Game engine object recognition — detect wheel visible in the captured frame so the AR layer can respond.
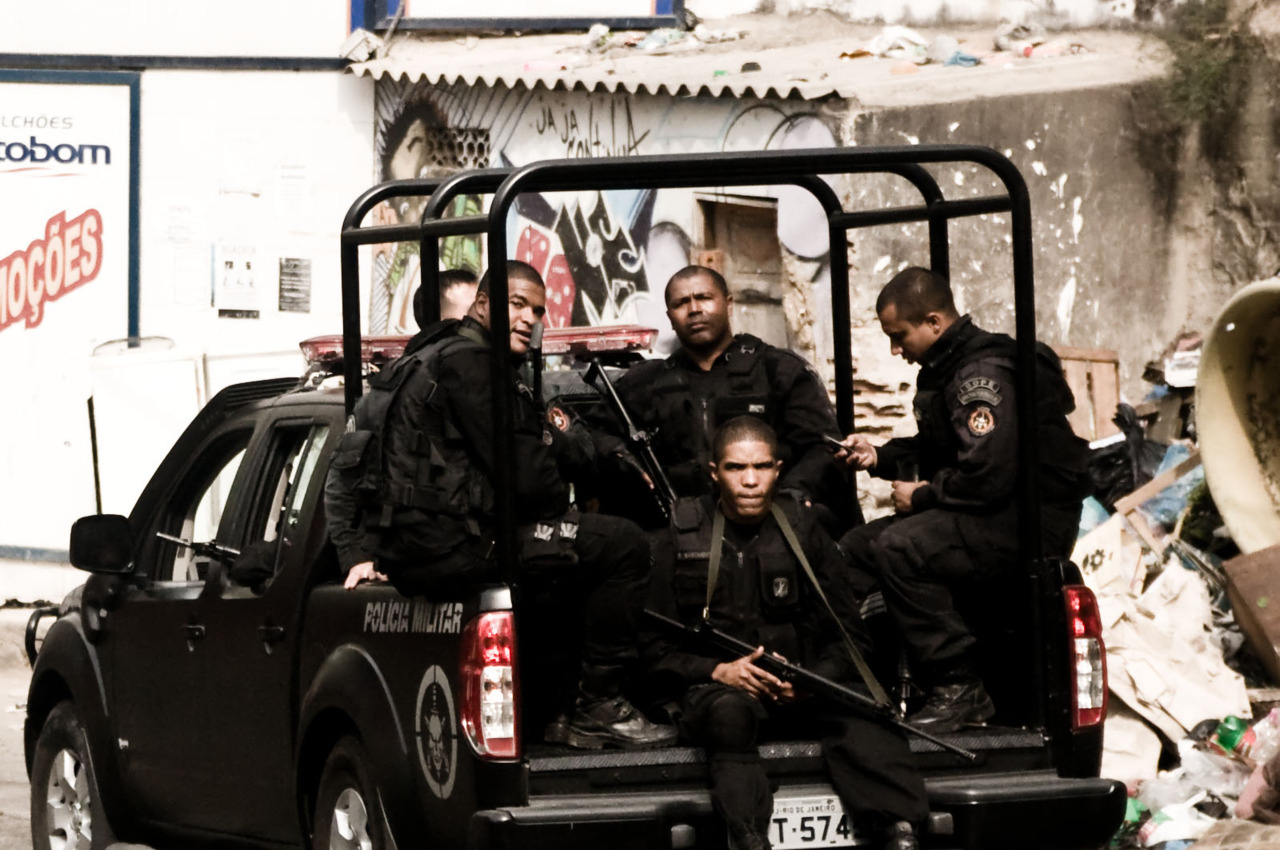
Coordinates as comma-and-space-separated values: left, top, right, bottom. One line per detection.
313, 736, 386, 850
29, 701, 116, 850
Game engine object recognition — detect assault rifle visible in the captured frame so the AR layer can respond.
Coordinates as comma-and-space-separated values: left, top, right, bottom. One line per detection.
585, 359, 677, 521
644, 608, 977, 761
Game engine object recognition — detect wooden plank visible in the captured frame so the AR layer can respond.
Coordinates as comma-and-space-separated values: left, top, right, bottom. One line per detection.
1112, 448, 1202, 515
1090, 361, 1121, 439
1055, 346, 1120, 364
1060, 359, 1094, 439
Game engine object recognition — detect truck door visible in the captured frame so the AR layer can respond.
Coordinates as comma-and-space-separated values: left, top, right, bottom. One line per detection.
189, 416, 337, 841
106, 422, 255, 827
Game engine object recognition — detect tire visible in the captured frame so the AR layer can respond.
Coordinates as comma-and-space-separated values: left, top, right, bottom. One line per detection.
29, 701, 117, 850
313, 736, 387, 850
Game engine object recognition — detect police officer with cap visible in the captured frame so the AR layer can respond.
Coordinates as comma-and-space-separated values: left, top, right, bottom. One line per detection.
834, 267, 1090, 733
645, 416, 927, 850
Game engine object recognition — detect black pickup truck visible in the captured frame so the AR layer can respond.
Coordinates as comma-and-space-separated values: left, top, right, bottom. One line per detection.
25, 146, 1125, 850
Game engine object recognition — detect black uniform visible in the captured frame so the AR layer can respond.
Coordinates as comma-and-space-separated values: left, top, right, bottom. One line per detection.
590, 334, 849, 519
344, 317, 650, 674
839, 315, 1090, 676
646, 497, 927, 848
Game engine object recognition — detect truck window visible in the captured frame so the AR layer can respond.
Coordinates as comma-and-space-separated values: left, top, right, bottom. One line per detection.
160, 429, 253, 583
225, 422, 331, 594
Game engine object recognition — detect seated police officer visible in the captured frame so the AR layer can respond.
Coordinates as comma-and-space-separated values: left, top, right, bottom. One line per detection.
645, 416, 927, 850
589, 265, 851, 528
834, 267, 1090, 733
326, 260, 674, 750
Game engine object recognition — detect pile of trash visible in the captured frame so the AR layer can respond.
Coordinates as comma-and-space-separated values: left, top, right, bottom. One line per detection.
1072, 279, 1280, 847
837, 20, 1089, 73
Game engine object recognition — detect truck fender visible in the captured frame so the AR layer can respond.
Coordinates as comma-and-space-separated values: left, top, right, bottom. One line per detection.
296, 643, 423, 843
25, 614, 130, 831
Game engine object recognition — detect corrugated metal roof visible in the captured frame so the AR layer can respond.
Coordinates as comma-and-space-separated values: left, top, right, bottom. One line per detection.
349, 28, 860, 100
347, 21, 1170, 106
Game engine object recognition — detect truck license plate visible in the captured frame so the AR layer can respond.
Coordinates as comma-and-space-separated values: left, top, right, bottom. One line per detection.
769, 795, 856, 849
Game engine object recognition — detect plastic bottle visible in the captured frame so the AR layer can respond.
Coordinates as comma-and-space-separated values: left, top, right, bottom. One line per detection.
1212, 715, 1257, 758
1251, 709, 1280, 764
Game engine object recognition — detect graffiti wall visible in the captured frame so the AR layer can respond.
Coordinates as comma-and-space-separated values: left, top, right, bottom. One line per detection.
370, 80, 842, 354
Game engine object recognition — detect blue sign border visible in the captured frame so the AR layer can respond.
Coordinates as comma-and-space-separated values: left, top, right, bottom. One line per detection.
0, 69, 141, 342
354, 0, 684, 32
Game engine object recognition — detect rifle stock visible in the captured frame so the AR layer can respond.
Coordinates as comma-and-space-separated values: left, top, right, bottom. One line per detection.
644, 608, 976, 761
585, 360, 677, 519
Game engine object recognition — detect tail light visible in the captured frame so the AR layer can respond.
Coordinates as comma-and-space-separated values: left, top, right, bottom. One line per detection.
1065, 585, 1107, 730
460, 611, 520, 759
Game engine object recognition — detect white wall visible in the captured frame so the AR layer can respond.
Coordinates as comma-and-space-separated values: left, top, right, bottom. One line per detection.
1, 0, 353, 58
138, 70, 374, 354
0, 70, 374, 564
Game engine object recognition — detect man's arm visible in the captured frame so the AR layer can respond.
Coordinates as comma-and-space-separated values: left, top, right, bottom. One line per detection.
770, 350, 844, 500
323, 448, 374, 571
911, 361, 1018, 511
440, 347, 567, 516
642, 531, 725, 685
801, 519, 875, 684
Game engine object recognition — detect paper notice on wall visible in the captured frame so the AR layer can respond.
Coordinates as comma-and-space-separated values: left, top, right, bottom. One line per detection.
214, 243, 260, 319
278, 257, 311, 313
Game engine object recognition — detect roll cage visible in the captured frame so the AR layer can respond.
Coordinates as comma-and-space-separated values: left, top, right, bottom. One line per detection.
337, 145, 1045, 700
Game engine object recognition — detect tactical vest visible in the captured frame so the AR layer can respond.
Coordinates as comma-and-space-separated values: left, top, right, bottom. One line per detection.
640, 335, 776, 496
330, 322, 493, 561
669, 496, 806, 659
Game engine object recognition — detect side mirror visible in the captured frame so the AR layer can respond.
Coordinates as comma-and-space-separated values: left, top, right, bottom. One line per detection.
69, 514, 135, 575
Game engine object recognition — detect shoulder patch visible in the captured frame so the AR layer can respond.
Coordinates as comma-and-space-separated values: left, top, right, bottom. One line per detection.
968, 406, 996, 436
958, 376, 1002, 406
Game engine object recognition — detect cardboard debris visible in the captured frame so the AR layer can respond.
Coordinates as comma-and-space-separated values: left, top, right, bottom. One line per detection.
1074, 517, 1251, 744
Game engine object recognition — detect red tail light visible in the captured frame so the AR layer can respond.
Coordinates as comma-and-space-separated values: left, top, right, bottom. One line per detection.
1065, 585, 1107, 730
460, 612, 520, 759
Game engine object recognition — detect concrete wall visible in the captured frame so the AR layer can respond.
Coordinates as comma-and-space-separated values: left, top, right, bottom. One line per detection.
840, 83, 1178, 430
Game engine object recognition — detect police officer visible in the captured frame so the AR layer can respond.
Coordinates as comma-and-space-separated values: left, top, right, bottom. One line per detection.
590, 265, 850, 526
835, 267, 1090, 733
328, 260, 674, 750
646, 416, 927, 850
327, 267, 480, 590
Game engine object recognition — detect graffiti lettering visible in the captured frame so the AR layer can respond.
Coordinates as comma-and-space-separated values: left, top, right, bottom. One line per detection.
553, 193, 645, 325
535, 100, 649, 159
0, 209, 103, 333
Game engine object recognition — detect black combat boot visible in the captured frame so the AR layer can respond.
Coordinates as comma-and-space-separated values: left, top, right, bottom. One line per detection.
564, 664, 677, 749
908, 667, 994, 734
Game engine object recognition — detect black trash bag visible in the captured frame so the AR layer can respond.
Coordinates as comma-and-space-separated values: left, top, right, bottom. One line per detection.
1088, 403, 1166, 511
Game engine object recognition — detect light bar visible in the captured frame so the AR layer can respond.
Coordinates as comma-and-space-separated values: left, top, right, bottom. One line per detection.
298, 334, 410, 369
541, 324, 657, 355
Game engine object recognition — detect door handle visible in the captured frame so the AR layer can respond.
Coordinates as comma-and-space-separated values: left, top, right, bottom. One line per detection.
184, 623, 205, 651
259, 624, 286, 646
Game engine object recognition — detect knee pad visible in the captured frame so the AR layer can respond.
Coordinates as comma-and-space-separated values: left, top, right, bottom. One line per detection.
705, 691, 760, 753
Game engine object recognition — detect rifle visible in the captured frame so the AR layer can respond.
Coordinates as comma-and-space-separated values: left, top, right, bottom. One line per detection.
644, 608, 977, 762
584, 359, 677, 520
